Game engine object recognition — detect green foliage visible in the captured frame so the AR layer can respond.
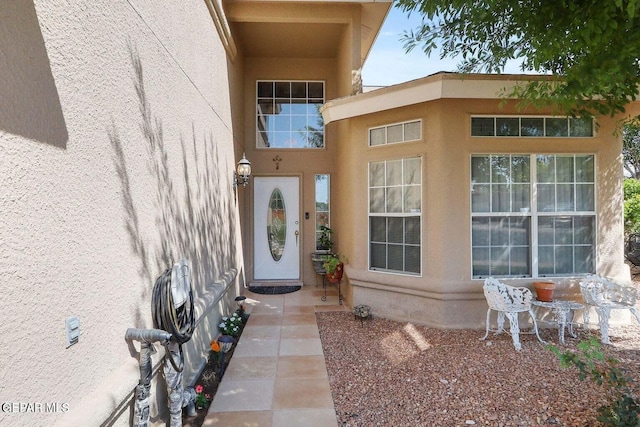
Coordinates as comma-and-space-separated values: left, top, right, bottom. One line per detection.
194, 384, 209, 408
323, 254, 341, 274
625, 178, 640, 199
396, 0, 640, 118
624, 123, 640, 178
549, 338, 640, 426
625, 179, 640, 233
318, 225, 333, 251
218, 312, 243, 337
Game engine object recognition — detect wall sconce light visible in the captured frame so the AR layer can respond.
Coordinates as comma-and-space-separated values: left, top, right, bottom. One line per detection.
234, 153, 251, 187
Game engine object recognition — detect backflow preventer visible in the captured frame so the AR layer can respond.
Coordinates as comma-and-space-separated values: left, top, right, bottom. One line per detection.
125, 259, 196, 427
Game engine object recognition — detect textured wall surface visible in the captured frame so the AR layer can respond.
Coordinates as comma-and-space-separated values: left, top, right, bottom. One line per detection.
0, 1, 242, 425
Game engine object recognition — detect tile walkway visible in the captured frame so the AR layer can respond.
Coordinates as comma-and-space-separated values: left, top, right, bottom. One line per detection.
203, 283, 349, 426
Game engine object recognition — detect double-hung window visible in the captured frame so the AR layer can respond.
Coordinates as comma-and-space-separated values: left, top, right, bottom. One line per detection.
471, 154, 595, 278
369, 158, 421, 274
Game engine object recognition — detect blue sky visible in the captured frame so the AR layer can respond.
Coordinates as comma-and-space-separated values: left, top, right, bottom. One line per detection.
362, 6, 525, 87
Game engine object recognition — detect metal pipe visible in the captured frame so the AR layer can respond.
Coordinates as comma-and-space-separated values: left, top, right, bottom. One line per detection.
125, 328, 173, 427
164, 341, 196, 426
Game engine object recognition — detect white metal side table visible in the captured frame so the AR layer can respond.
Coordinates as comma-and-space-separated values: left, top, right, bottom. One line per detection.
531, 300, 585, 345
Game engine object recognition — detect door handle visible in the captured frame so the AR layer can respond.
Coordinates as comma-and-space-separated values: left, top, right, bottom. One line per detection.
295, 230, 299, 246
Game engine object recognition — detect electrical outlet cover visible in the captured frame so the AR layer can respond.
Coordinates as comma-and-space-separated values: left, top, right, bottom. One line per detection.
65, 316, 80, 348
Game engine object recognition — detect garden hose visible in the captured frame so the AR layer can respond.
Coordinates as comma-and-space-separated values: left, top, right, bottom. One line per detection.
151, 265, 195, 372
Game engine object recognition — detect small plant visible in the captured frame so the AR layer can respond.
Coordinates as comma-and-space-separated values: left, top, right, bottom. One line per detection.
323, 254, 341, 274
549, 337, 640, 426
318, 225, 333, 251
194, 384, 210, 409
218, 312, 243, 337
209, 339, 221, 370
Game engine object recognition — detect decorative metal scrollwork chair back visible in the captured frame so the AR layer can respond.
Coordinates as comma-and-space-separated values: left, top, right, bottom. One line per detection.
481, 277, 545, 351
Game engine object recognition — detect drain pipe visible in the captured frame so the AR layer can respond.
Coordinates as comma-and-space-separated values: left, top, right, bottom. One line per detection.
124, 328, 173, 427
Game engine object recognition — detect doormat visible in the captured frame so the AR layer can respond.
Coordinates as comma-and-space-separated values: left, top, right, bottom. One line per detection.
248, 285, 301, 295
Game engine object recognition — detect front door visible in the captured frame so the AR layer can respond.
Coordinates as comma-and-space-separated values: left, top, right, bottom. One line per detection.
254, 177, 300, 280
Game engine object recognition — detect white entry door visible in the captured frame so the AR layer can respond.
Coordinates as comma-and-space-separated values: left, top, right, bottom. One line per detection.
254, 177, 300, 280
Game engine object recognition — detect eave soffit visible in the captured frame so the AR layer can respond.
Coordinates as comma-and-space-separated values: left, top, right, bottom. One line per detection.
223, 0, 390, 61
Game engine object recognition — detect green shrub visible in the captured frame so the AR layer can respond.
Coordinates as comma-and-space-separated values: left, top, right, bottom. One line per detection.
625, 179, 640, 199
624, 179, 640, 234
549, 338, 640, 426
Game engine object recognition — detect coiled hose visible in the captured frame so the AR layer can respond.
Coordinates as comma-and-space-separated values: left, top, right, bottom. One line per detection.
151, 267, 195, 372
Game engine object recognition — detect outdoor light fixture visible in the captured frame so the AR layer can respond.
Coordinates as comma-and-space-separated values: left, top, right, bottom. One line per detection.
234, 153, 251, 187
235, 295, 247, 322
235, 295, 246, 310
217, 334, 235, 376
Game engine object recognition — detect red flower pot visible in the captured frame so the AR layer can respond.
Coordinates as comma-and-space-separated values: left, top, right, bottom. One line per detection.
534, 281, 556, 302
326, 262, 344, 283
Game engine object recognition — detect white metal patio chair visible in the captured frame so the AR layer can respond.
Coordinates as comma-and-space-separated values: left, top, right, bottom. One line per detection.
579, 274, 640, 344
481, 277, 546, 350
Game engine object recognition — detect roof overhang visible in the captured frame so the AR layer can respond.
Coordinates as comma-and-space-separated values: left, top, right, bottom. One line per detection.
321, 72, 553, 124
224, 0, 390, 62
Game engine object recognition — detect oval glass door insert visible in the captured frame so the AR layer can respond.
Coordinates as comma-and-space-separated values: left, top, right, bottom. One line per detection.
267, 188, 286, 261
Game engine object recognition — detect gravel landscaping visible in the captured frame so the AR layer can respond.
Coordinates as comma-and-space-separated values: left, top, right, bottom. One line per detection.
317, 310, 640, 426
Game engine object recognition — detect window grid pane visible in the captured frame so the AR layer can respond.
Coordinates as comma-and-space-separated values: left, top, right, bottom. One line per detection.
496, 118, 519, 136
471, 117, 494, 136
368, 120, 422, 146
471, 155, 532, 214
537, 216, 595, 276
471, 116, 593, 137
471, 154, 595, 279
472, 216, 531, 278
256, 81, 324, 148
369, 158, 422, 275
369, 217, 421, 274
315, 174, 330, 251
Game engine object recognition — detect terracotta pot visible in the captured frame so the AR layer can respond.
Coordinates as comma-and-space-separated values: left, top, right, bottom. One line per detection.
326, 262, 344, 283
534, 281, 556, 302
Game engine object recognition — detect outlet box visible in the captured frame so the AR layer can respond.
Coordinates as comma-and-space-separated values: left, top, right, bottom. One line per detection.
65, 316, 80, 348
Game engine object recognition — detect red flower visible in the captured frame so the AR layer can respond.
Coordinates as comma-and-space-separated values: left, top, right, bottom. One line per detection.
195, 384, 203, 394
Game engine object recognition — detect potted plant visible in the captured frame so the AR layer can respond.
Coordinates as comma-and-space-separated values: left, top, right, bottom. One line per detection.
324, 254, 344, 283
534, 281, 556, 302
317, 225, 333, 251
311, 225, 334, 274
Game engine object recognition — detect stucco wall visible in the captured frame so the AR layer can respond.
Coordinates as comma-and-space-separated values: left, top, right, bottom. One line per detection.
0, 1, 243, 426
334, 97, 627, 328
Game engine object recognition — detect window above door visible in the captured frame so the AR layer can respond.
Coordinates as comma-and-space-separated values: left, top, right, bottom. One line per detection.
256, 80, 325, 149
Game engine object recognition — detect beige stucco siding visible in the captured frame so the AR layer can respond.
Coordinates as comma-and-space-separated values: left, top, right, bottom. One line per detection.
1, 1, 243, 426
333, 96, 626, 328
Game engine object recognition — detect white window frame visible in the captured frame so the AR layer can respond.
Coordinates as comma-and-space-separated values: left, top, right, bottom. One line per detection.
470, 116, 595, 138
369, 119, 422, 147
470, 154, 596, 279
315, 174, 330, 251
256, 80, 325, 149
368, 157, 422, 276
